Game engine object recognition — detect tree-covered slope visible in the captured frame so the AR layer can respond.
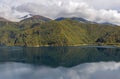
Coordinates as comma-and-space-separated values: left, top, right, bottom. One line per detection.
0, 16, 120, 47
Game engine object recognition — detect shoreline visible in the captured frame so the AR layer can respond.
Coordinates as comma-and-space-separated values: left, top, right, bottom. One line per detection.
1, 43, 120, 48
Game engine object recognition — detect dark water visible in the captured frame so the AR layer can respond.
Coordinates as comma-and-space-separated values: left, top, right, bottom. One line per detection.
0, 46, 120, 79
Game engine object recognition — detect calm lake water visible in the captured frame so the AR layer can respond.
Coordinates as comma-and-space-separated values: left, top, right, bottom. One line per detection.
0, 46, 120, 79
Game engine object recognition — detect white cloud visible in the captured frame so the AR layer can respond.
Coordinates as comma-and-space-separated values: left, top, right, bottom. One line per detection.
0, 0, 120, 25
83, 0, 120, 10
1, 62, 120, 79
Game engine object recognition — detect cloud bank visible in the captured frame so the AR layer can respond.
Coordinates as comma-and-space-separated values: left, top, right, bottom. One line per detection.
0, 0, 120, 25
1, 62, 120, 79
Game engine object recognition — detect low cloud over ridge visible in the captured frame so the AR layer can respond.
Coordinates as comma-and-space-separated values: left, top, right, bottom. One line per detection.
0, 0, 120, 25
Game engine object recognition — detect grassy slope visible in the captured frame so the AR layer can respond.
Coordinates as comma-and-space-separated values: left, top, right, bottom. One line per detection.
0, 19, 120, 46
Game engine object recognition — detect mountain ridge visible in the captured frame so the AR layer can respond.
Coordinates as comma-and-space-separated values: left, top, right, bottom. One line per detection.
55, 17, 91, 23
0, 15, 120, 47
20, 15, 52, 23
0, 15, 117, 26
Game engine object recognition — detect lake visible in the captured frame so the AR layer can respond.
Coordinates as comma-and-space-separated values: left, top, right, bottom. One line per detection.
0, 46, 120, 79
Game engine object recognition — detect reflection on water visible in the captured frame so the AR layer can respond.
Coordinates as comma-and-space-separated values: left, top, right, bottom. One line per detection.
0, 46, 120, 79
0, 62, 120, 79
0, 46, 120, 67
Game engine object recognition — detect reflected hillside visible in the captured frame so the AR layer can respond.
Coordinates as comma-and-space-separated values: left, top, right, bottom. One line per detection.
0, 46, 120, 67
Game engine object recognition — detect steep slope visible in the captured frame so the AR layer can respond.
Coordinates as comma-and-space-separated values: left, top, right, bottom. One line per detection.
58, 20, 91, 45
0, 16, 120, 47
14, 19, 120, 47
14, 21, 68, 46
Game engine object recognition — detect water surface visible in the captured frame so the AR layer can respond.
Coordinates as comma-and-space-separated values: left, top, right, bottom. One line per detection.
0, 46, 120, 79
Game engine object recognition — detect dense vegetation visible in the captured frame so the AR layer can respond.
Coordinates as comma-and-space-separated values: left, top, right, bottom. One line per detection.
0, 15, 120, 47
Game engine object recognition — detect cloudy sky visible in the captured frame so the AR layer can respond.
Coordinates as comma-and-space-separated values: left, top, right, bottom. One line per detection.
0, 0, 120, 25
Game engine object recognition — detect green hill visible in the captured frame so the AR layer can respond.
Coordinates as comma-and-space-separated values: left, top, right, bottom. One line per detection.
0, 16, 120, 47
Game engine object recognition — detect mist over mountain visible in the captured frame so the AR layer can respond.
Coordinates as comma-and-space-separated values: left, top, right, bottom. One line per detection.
20, 15, 52, 23
0, 17, 10, 22
56, 17, 87, 21
0, 0, 120, 25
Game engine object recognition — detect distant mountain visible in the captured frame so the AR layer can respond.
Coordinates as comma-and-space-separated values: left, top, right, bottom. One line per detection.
55, 17, 92, 23
101, 22, 117, 26
55, 17, 66, 21
0, 17, 16, 27
0, 17, 10, 22
70, 17, 90, 23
